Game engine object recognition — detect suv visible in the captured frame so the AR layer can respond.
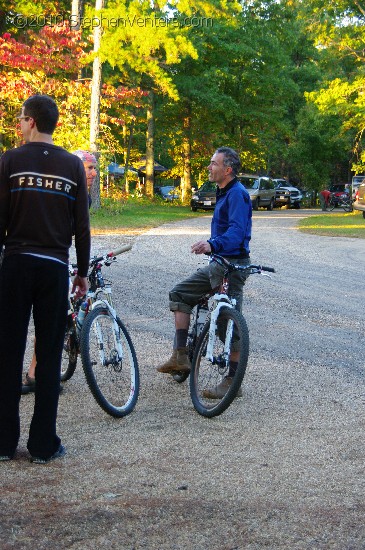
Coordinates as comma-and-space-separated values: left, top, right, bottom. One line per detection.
190, 181, 216, 211
353, 181, 365, 218
273, 179, 303, 209
237, 174, 276, 210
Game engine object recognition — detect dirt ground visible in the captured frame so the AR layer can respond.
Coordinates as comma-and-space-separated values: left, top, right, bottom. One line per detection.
1, 210, 364, 550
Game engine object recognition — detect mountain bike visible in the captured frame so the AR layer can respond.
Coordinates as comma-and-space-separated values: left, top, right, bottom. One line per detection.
61, 245, 139, 418
327, 193, 353, 212
173, 254, 275, 418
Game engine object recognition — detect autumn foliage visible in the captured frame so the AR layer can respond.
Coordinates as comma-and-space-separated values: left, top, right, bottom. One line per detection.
0, 23, 148, 159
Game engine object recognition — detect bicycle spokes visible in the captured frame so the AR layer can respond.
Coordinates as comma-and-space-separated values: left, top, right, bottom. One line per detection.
80, 307, 139, 417
190, 307, 249, 417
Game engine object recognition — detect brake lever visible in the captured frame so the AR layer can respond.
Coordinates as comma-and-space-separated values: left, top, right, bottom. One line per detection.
259, 272, 272, 279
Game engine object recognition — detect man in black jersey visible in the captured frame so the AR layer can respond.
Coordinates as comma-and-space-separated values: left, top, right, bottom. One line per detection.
0, 95, 91, 464
21, 149, 97, 394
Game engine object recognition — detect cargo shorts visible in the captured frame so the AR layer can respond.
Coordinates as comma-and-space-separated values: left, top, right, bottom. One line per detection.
169, 256, 251, 315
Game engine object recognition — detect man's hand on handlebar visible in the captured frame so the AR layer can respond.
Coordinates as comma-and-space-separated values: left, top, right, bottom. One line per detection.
191, 240, 212, 255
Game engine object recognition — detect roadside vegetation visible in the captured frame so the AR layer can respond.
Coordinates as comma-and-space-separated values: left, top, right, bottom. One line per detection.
298, 210, 365, 239
90, 196, 201, 235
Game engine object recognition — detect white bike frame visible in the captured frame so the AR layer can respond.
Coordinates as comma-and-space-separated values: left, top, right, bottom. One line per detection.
204, 293, 236, 363
88, 296, 124, 366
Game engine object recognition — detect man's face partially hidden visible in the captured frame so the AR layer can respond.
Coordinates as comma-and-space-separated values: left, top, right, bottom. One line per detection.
83, 162, 97, 192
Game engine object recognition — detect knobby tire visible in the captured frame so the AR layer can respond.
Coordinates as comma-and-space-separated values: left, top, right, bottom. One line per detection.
190, 307, 249, 418
80, 306, 139, 417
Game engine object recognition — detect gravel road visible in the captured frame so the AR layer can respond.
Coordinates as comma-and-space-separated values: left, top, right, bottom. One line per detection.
1, 209, 364, 549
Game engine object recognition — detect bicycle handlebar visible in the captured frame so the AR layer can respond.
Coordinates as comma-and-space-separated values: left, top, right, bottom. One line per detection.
91, 244, 132, 265
69, 244, 132, 273
107, 244, 132, 257
210, 253, 275, 274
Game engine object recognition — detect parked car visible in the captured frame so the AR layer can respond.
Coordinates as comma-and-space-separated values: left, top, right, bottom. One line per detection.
352, 175, 365, 200
154, 185, 179, 201
273, 179, 303, 209
190, 181, 217, 211
237, 174, 276, 210
353, 181, 365, 218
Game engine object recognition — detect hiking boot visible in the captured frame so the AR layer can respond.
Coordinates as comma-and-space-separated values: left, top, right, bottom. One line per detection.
202, 376, 243, 399
156, 348, 191, 374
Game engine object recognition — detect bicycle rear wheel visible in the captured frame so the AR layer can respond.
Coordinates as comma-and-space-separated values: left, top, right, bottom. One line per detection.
60, 316, 78, 382
327, 200, 335, 211
80, 306, 139, 417
190, 307, 249, 418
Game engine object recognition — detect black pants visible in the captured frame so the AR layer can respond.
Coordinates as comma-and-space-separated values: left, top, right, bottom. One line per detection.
0, 254, 68, 459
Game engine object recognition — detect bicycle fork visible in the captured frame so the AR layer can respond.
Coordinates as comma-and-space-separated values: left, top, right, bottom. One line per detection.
205, 297, 235, 365
91, 301, 124, 367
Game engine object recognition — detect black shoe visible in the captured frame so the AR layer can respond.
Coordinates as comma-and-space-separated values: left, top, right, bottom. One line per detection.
0, 454, 14, 462
22, 377, 64, 396
21, 373, 36, 395
30, 444, 66, 464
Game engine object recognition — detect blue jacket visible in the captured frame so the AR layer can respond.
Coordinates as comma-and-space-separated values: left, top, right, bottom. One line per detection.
208, 178, 252, 257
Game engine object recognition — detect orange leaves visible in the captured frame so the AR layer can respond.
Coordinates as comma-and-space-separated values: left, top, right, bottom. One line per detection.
101, 83, 149, 110
108, 116, 125, 125
0, 34, 39, 69
0, 20, 148, 152
0, 24, 86, 75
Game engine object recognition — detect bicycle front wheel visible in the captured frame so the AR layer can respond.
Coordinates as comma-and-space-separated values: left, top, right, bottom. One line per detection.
60, 317, 78, 382
80, 306, 139, 417
190, 307, 249, 418
343, 201, 353, 212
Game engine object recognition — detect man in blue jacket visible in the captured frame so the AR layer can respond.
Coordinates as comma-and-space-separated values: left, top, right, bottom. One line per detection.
157, 147, 252, 398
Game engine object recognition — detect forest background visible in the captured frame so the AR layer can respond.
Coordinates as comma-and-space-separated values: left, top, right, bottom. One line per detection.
0, 0, 364, 208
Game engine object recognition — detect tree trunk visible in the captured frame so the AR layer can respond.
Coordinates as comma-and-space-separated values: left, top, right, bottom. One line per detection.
181, 106, 192, 203
123, 118, 135, 195
145, 91, 155, 197
71, 0, 84, 29
89, 0, 104, 209
71, 1, 85, 88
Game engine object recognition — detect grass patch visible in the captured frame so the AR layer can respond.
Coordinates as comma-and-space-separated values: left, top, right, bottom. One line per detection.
298, 210, 365, 238
90, 195, 205, 235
